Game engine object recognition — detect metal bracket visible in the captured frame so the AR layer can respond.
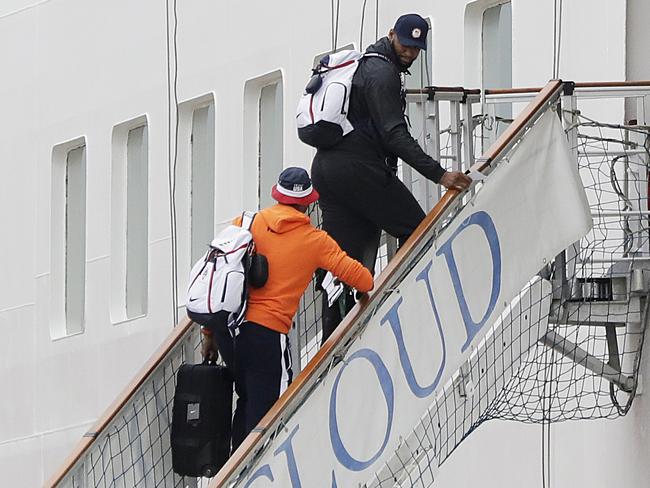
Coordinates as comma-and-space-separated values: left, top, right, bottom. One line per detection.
540, 330, 634, 392
563, 80, 576, 96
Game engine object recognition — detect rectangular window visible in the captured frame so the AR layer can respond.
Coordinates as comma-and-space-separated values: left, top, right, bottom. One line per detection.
110, 117, 149, 323
125, 125, 148, 318
50, 139, 87, 338
483, 2, 512, 126
243, 72, 283, 209
482, 2, 512, 90
258, 80, 283, 208
190, 104, 216, 263
64, 146, 86, 334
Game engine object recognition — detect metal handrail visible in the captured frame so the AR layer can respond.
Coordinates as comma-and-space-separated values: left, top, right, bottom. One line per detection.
209, 79, 563, 488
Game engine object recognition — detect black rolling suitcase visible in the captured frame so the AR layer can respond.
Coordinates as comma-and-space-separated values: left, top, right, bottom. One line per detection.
171, 362, 233, 478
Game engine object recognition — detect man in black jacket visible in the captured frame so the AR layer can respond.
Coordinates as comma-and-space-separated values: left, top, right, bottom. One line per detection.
311, 13, 471, 342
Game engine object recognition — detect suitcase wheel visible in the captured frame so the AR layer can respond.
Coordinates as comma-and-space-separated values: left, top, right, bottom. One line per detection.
202, 464, 218, 478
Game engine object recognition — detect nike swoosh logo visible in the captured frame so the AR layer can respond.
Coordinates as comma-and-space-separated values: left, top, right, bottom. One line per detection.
189, 298, 200, 302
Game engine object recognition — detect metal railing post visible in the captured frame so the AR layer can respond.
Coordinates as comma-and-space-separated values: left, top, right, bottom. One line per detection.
426, 97, 442, 210
461, 94, 476, 171
449, 100, 462, 173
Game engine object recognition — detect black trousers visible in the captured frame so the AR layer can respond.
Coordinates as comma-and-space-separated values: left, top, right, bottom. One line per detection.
189, 313, 293, 452
312, 152, 426, 342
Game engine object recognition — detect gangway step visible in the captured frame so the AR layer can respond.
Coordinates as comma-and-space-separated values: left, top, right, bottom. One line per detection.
550, 297, 643, 326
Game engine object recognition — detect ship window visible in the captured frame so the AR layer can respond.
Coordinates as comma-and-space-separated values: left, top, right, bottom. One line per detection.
482, 2, 512, 125
190, 103, 216, 263
50, 139, 87, 338
110, 117, 149, 323
258, 79, 283, 208
243, 71, 283, 209
125, 125, 148, 318
482, 2, 512, 90
64, 145, 87, 334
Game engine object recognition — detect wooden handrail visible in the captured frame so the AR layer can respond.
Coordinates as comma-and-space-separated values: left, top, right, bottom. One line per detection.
575, 80, 650, 88
485, 80, 650, 96
405, 86, 481, 101
46, 317, 196, 487
209, 80, 565, 488
485, 86, 542, 95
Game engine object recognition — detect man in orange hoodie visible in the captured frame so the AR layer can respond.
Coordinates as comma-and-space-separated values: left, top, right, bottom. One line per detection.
200, 167, 373, 452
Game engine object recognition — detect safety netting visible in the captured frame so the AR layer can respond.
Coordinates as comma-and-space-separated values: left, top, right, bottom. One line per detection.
488, 109, 649, 424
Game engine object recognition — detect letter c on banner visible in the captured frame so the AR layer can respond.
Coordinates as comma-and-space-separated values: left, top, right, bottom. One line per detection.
273, 425, 302, 488
329, 348, 394, 471
437, 211, 501, 352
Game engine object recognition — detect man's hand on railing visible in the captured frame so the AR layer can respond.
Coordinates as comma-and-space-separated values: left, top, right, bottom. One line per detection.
439, 171, 472, 192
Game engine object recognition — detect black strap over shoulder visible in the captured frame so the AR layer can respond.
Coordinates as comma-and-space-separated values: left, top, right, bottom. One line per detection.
361, 52, 391, 64
241, 211, 256, 230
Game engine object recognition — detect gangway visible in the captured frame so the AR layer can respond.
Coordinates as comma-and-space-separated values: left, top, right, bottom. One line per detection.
48, 80, 649, 487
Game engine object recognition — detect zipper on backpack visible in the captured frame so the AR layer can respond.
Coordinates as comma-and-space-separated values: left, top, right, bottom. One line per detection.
221, 271, 244, 302
320, 82, 348, 114
207, 263, 216, 313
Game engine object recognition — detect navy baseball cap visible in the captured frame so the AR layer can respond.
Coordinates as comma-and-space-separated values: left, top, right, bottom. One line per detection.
394, 14, 429, 50
271, 167, 319, 205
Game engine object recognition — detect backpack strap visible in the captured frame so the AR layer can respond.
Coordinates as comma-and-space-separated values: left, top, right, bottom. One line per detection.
361, 52, 400, 76
241, 211, 257, 230
227, 210, 257, 337
362, 51, 406, 117
361, 52, 392, 64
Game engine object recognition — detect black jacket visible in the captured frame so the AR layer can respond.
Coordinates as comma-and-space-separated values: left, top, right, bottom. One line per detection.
320, 37, 446, 183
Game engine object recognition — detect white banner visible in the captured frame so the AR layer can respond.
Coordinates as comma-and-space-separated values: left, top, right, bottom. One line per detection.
236, 110, 592, 487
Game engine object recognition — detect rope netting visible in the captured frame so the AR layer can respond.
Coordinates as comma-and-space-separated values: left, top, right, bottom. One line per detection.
489, 109, 650, 423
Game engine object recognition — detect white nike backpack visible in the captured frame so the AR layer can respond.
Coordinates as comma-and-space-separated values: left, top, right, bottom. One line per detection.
186, 212, 256, 326
296, 49, 387, 148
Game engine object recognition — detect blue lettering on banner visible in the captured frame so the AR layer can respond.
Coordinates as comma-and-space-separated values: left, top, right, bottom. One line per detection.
437, 210, 501, 351
329, 348, 394, 471
331, 471, 339, 487
243, 463, 274, 487
380, 263, 446, 397
273, 425, 302, 487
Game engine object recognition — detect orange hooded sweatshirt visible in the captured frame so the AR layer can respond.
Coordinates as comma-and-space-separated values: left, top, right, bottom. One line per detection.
235, 204, 373, 334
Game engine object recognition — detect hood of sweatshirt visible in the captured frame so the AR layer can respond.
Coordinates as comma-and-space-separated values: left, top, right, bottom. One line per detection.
259, 204, 310, 234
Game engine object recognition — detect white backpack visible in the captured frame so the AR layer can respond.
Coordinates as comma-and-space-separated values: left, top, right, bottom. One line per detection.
186, 212, 256, 326
296, 49, 388, 148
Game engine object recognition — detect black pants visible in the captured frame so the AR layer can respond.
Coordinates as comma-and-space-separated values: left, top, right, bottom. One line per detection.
189, 313, 293, 452
312, 152, 426, 342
